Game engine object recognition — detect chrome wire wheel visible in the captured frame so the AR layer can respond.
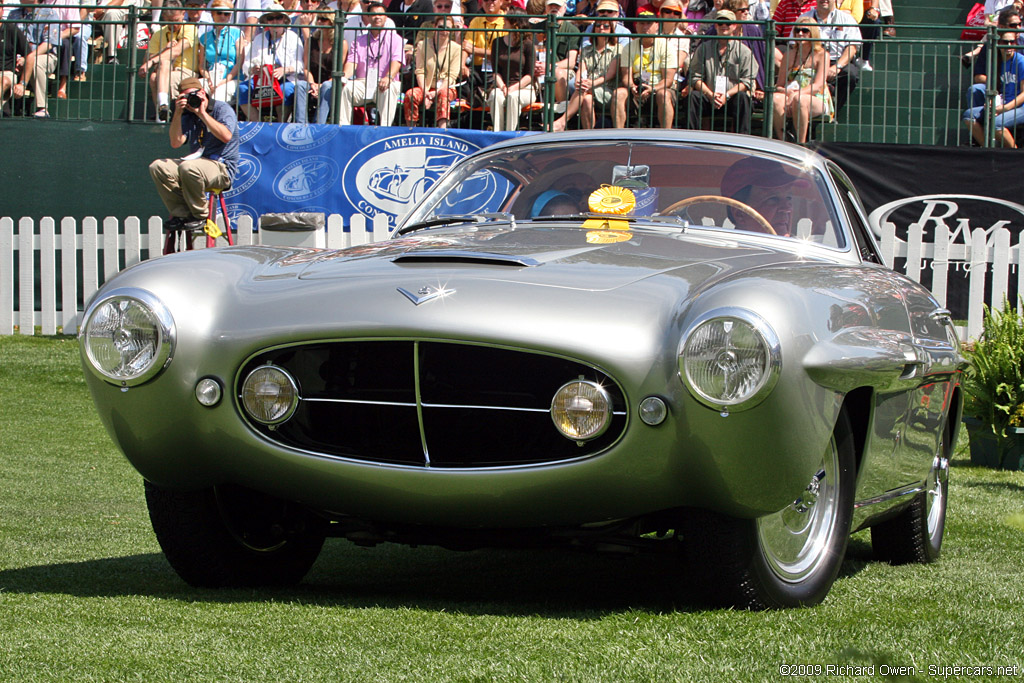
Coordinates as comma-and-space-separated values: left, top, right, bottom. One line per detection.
756, 436, 840, 583
926, 453, 950, 541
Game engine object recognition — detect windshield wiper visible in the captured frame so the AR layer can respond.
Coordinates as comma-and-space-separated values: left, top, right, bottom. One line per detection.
529, 213, 688, 229
395, 212, 515, 237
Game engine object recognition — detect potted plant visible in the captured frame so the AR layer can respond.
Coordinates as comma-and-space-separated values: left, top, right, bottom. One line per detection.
962, 298, 1024, 470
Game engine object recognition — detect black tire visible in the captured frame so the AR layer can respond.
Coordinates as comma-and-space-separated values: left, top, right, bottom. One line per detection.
145, 481, 327, 588
684, 410, 856, 609
871, 426, 950, 564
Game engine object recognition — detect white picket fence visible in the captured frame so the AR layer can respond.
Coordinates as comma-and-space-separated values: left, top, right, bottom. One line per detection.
1, 214, 1020, 340
0, 213, 390, 336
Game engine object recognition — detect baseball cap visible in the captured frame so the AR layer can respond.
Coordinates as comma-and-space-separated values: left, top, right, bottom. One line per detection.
595, 0, 620, 11
261, 2, 289, 21
545, 0, 566, 6
178, 76, 204, 93
713, 8, 737, 20
660, 0, 684, 10
720, 157, 811, 198
637, 3, 656, 17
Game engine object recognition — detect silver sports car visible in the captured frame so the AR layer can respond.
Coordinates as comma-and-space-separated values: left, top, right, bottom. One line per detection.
81, 131, 964, 608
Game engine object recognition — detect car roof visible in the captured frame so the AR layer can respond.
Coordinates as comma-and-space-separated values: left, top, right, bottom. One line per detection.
479, 131, 822, 169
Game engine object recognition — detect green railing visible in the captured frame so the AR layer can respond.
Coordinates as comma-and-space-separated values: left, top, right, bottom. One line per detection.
0, 8, 1014, 146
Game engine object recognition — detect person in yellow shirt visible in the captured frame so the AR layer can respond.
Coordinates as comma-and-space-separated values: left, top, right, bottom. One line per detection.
139, 0, 200, 121
836, 0, 862, 21
462, 0, 506, 104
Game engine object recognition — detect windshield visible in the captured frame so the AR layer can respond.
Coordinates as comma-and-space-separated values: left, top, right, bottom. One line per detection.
403, 141, 847, 249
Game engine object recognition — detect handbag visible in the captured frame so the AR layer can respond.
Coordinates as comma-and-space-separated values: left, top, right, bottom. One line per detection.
250, 64, 284, 108
961, 3, 987, 42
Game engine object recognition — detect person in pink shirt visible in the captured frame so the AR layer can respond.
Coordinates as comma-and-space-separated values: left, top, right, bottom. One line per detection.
338, 2, 405, 125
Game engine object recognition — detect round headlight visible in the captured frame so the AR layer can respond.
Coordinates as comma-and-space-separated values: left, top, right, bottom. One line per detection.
679, 308, 780, 411
550, 380, 612, 441
81, 288, 175, 387
241, 364, 299, 425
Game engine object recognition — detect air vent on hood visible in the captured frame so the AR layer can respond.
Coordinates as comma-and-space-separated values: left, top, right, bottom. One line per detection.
392, 250, 542, 267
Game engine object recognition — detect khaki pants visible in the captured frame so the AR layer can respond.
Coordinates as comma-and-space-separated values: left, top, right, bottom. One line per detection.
100, 2, 146, 58
486, 85, 536, 132
168, 69, 198, 100
149, 157, 231, 220
27, 52, 58, 112
1, 70, 15, 110
337, 78, 402, 127
101, 7, 130, 59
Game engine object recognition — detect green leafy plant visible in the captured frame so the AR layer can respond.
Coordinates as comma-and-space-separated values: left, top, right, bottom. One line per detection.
963, 297, 1024, 437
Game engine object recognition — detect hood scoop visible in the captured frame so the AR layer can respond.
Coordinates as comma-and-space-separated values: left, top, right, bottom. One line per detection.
392, 250, 543, 267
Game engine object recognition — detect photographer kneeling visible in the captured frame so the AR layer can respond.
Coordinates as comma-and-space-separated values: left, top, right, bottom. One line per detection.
149, 77, 240, 232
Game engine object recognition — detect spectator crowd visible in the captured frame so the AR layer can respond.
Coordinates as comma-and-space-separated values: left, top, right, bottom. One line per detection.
6, 0, 1016, 145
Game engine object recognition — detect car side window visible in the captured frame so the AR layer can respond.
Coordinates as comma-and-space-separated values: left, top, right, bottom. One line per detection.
827, 164, 884, 265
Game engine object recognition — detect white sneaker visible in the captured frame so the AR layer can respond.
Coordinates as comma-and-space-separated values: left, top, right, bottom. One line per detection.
859, 59, 873, 71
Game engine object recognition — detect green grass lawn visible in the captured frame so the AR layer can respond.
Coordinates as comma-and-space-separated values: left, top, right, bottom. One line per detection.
2, 335, 1023, 682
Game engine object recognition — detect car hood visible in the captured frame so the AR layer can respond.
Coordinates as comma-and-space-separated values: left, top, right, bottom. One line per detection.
283, 225, 821, 293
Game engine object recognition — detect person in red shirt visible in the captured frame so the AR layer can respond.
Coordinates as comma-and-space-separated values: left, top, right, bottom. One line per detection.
773, 0, 816, 38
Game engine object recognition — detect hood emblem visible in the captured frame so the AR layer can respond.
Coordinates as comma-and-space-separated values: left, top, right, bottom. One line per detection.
397, 285, 455, 305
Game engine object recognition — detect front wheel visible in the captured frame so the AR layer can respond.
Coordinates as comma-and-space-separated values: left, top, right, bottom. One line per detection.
145, 481, 327, 588
684, 410, 856, 609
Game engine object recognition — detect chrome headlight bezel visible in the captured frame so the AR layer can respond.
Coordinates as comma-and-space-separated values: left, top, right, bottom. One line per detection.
240, 364, 300, 426
678, 307, 781, 412
80, 287, 176, 387
550, 380, 613, 441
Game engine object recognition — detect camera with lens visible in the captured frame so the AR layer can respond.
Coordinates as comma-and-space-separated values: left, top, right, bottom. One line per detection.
633, 72, 651, 88
186, 91, 203, 109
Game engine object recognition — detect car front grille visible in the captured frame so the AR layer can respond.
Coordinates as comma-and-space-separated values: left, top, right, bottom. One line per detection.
238, 341, 628, 468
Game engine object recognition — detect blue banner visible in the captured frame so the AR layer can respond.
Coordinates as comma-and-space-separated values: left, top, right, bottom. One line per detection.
225, 124, 523, 230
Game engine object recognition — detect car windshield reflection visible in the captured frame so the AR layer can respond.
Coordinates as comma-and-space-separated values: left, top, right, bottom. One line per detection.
406, 141, 846, 250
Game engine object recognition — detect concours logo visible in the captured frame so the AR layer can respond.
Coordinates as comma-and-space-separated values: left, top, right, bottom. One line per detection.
224, 154, 261, 198
237, 121, 266, 145
224, 202, 258, 226
276, 123, 341, 152
342, 133, 481, 228
274, 156, 340, 203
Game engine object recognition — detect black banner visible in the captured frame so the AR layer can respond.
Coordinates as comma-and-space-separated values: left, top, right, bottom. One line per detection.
814, 143, 1024, 319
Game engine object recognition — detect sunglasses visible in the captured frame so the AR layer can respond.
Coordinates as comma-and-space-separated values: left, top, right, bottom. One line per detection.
214, 10, 231, 15
793, 27, 811, 34
660, 8, 682, 16
1007, 22, 1023, 28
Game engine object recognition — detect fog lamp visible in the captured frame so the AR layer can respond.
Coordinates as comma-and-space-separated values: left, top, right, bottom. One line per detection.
550, 380, 612, 440
241, 365, 299, 425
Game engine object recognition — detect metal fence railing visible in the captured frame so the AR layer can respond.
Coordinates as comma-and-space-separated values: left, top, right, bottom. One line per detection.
0, 8, 1016, 146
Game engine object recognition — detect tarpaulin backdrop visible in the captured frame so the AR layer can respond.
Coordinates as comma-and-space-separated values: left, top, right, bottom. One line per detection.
816, 143, 1024, 319
225, 123, 523, 231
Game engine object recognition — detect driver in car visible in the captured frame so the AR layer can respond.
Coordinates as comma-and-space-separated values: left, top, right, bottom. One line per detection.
720, 157, 809, 236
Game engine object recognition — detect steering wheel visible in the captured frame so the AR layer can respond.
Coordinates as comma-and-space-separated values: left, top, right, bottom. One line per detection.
660, 194, 777, 236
